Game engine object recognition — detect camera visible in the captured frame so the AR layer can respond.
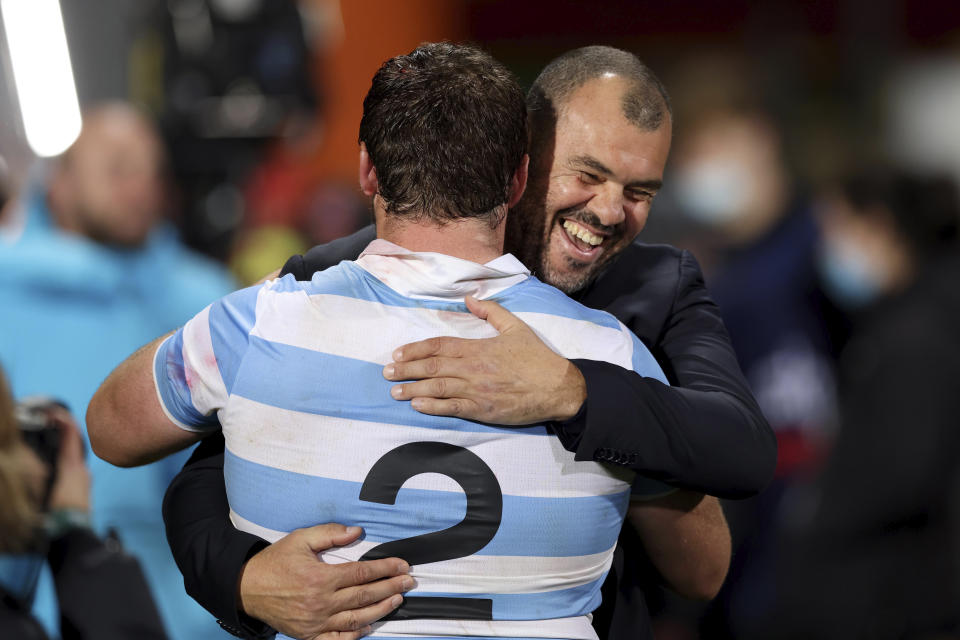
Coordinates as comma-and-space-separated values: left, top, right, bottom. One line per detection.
16, 396, 69, 509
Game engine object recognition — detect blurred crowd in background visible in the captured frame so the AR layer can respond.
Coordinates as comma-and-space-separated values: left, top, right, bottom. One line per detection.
1, 1, 959, 639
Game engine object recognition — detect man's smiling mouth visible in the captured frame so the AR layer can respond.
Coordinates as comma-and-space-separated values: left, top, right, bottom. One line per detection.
562, 219, 605, 252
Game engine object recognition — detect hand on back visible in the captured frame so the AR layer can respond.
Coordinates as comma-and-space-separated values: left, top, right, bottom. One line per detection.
384, 297, 587, 425
239, 523, 413, 639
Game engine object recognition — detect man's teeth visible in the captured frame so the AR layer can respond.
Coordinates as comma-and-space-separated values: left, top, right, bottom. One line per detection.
563, 220, 603, 246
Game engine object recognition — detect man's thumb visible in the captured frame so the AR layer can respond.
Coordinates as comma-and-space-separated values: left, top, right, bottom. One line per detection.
296, 523, 363, 553
465, 296, 521, 333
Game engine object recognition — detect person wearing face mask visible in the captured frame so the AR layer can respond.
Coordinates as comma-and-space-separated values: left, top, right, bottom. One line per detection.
772, 168, 960, 639
671, 109, 841, 463
666, 107, 843, 637
813, 171, 949, 311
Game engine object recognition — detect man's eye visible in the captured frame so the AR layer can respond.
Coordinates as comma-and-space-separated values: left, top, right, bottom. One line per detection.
626, 190, 654, 203
580, 172, 601, 185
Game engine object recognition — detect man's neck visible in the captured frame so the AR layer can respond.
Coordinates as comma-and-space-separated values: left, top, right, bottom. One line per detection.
376, 208, 506, 265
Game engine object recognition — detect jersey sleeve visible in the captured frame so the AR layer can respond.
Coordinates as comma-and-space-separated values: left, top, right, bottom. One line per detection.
153, 285, 261, 432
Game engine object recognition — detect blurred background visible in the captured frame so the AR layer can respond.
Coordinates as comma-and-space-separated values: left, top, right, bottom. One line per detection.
1, 1, 959, 639
2, 0, 960, 269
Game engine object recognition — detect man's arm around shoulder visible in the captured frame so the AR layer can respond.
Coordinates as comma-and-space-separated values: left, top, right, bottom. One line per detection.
382, 243, 776, 497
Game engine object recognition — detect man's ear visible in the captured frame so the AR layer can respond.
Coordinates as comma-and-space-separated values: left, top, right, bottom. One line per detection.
358, 142, 378, 196
507, 154, 529, 209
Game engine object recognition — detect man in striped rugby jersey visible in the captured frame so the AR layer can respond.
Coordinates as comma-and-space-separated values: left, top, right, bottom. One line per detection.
88, 42, 730, 640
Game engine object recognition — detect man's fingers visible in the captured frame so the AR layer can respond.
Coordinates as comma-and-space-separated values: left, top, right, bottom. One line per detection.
385, 354, 474, 383
335, 574, 414, 611
392, 335, 471, 362
325, 594, 405, 635
409, 397, 480, 420
390, 377, 467, 400
296, 523, 365, 553
332, 557, 410, 589
465, 296, 524, 333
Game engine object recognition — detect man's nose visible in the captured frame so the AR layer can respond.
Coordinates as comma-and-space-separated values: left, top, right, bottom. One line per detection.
587, 185, 626, 227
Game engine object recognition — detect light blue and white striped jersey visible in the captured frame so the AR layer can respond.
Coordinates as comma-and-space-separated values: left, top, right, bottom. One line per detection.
154, 240, 670, 640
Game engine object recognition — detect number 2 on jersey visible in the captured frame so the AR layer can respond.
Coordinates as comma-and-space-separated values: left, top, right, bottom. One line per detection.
359, 441, 503, 620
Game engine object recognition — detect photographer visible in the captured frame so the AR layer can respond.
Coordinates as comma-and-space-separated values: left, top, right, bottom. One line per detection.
0, 365, 167, 640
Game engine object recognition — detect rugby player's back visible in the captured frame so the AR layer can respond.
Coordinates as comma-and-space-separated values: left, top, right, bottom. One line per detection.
156, 242, 668, 640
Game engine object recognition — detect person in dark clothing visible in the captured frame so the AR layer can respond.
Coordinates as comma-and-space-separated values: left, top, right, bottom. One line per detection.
163, 46, 776, 640
0, 368, 167, 640
774, 169, 960, 639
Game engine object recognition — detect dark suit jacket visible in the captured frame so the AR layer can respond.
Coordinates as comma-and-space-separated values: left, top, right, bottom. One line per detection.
162, 226, 775, 639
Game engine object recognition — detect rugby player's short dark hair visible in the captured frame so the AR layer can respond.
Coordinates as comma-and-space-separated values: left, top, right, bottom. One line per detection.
528, 45, 671, 131
359, 42, 527, 225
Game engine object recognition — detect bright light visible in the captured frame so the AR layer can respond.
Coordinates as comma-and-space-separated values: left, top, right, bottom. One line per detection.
1, 0, 81, 157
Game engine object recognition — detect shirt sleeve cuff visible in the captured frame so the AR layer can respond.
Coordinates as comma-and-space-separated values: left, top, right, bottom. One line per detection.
229, 540, 275, 639
153, 332, 219, 433
547, 360, 589, 452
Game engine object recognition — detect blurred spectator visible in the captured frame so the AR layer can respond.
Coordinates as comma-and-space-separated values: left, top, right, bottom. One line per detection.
775, 168, 960, 639
0, 365, 167, 639
672, 109, 840, 461
0, 102, 235, 639
664, 107, 842, 637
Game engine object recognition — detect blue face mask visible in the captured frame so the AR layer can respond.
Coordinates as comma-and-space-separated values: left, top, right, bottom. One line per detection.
673, 159, 754, 226
817, 238, 884, 309
0, 553, 44, 607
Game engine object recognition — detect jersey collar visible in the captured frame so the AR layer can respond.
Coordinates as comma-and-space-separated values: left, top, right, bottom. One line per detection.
356, 239, 530, 301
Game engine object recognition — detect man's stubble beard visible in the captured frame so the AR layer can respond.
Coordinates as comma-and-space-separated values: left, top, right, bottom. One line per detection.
541, 244, 603, 295
507, 197, 605, 296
